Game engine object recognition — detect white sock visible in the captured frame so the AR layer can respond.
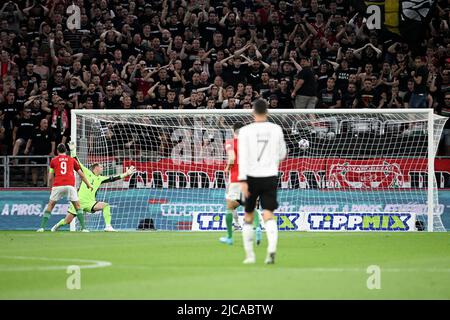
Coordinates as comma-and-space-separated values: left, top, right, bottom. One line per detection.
232, 209, 239, 225
242, 222, 255, 258
264, 219, 278, 254
256, 210, 264, 228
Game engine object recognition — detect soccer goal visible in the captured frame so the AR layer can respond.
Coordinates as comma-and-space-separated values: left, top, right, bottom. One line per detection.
70, 109, 448, 232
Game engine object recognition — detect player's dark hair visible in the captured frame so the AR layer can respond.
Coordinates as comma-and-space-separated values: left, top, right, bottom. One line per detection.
253, 98, 268, 115
233, 121, 244, 132
57, 143, 66, 154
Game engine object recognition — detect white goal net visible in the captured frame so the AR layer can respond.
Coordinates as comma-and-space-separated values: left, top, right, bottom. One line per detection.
71, 109, 448, 232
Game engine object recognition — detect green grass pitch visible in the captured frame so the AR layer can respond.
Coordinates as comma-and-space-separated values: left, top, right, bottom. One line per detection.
0, 231, 449, 299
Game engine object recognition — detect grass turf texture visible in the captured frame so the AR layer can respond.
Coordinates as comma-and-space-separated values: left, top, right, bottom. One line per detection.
0, 231, 449, 299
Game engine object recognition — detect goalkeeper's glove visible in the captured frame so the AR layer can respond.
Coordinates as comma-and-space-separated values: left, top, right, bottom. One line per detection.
68, 141, 77, 157
125, 165, 136, 176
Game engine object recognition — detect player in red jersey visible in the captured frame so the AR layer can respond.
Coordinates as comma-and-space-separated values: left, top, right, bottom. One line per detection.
37, 143, 93, 232
220, 122, 262, 245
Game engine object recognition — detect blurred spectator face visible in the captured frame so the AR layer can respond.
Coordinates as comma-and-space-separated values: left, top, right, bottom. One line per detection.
123, 96, 132, 108
40, 80, 48, 90
392, 86, 399, 96
210, 85, 219, 96
21, 78, 29, 88
40, 119, 48, 130
143, 25, 151, 36
19, 45, 27, 56
270, 97, 278, 108
70, 77, 78, 87
23, 109, 31, 119
88, 83, 96, 92
300, 58, 310, 68
365, 64, 373, 74
158, 85, 167, 96
114, 50, 122, 60
213, 62, 223, 75
213, 33, 223, 44
407, 80, 414, 91
347, 83, 357, 94
442, 70, 449, 83
6, 92, 15, 103
193, 60, 202, 72
85, 99, 94, 109
261, 72, 269, 83
228, 98, 237, 109
269, 78, 277, 89
207, 99, 215, 109
327, 78, 335, 90
280, 80, 288, 91
445, 93, 450, 108
168, 91, 176, 102
192, 73, 200, 84
270, 62, 278, 72
233, 58, 241, 68
158, 69, 168, 80
225, 86, 234, 98
371, 76, 378, 85
363, 79, 373, 91
54, 72, 63, 84
414, 57, 424, 67
174, 36, 183, 47
73, 61, 81, 71
237, 83, 244, 93
345, 49, 354, 59
208, 12, 218, 23
316, 13, 324, 24
133, 34, 142, 45
17, 87, 26, 97
26, 63, 33, 73
214, 76, 223, 87
162, 30, 171, 41
245, 85, 253, 95
349, 74, 357, 84
152, 38, 161, 49
242, 102, 252, 109
216, 50, 225, 61
96, 23, 104, 34
382, 62, 391, 73
200, 72, 208, 83
106, 86, 115, 96
169, 14, 178, 24
1, 50, 9, 63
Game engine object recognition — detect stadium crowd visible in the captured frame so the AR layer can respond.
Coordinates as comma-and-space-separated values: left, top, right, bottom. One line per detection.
0, 0, 449, 171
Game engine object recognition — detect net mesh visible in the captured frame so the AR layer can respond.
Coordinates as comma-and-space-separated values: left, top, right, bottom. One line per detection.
72, 110, 448, 232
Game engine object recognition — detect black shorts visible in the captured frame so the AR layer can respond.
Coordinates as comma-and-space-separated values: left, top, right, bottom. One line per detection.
244, 176, 278, 213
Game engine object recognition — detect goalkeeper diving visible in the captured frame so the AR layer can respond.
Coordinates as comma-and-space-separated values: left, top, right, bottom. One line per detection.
51, 142, 136, 232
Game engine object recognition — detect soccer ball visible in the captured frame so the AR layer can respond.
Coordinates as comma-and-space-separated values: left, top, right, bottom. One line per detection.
298, 139, 310, 150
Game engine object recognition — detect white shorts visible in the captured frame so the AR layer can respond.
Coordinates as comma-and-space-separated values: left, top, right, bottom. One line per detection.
49, 186, 79, 202
225, 182, 243, 202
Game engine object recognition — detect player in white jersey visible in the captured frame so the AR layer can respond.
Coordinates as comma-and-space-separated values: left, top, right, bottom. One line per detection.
238, 99, 287, 264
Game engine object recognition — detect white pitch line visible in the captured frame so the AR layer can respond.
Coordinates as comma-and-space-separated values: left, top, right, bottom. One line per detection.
113, 265, 450, 273
0, 255, 112, 272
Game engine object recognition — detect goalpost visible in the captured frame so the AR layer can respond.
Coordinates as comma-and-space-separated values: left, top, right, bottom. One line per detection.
70, 109, 448, 232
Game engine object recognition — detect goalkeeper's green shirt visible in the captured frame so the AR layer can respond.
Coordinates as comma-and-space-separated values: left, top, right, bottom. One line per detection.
75, 157, 122, 202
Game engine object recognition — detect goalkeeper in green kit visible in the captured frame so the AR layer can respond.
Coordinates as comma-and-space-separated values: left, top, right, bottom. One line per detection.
50, 142, 136, 232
